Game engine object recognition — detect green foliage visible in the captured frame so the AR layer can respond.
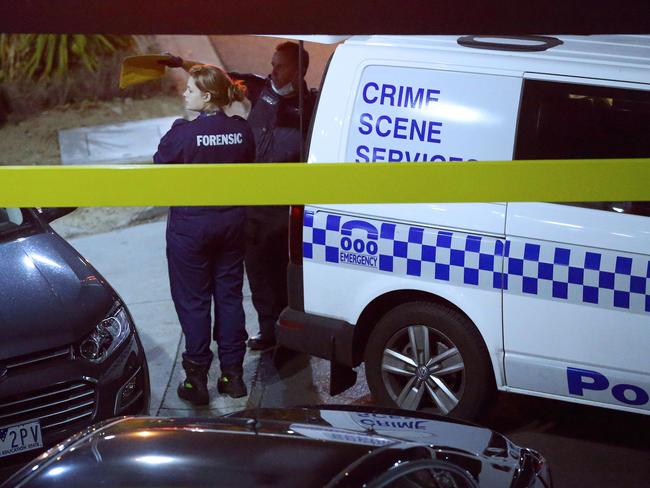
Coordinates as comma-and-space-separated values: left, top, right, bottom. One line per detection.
0, 35, 172, 124
0, 34, 134, 82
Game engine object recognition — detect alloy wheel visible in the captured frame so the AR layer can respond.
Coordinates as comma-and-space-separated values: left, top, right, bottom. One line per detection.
380, 325, 465, 414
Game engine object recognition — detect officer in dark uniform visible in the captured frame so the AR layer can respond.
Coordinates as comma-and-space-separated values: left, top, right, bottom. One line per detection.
162, 42, 316, 351
154, 65, 255, 404
231, 42, 316, 350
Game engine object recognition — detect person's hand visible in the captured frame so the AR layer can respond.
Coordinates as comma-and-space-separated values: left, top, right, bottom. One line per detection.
157, 52, 184, 68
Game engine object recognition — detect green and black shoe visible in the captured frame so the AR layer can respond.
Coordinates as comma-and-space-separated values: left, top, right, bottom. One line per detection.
177, 359, 210, 406
217, 367, 247, 398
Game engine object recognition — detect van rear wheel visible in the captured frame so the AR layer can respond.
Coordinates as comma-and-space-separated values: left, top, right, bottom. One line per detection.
364, 302, 494, 419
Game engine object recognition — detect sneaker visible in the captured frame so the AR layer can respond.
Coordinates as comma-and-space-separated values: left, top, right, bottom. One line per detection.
247, 334, 276, 351
217, 368, 248, 398
177, 359, 210, 406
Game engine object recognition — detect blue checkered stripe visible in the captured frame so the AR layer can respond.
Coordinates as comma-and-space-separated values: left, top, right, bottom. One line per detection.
303, 210, 650, 315
303, 210, 344, 264
505, 240, 650, 314
374, 221, 506, 289
303, 210, 506, 290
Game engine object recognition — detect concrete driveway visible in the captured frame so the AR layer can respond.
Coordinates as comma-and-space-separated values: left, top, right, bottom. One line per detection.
67, 218, 366, 415
69, 219, 258, 415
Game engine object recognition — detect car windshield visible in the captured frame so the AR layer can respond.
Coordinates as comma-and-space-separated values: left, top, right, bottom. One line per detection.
0, 208, 36, 239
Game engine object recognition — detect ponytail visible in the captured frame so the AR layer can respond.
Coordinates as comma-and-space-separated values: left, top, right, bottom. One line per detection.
227, 79, 247, 104
189, 65, 248, 109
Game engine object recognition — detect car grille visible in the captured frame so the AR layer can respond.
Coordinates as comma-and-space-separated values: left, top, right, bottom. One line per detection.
5, 346, 72, 373
0, 381, 96, 432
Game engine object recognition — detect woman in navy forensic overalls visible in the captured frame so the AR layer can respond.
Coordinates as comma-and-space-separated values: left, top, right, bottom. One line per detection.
154, 65, 255, 404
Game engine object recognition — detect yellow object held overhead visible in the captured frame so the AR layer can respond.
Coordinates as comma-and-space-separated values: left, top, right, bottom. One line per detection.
0, 159, 648, 207
119, 55, 172, 89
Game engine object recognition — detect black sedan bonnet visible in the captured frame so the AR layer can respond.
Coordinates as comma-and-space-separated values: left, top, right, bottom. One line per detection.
3, 407, 542, 488
0, 232, 114, 360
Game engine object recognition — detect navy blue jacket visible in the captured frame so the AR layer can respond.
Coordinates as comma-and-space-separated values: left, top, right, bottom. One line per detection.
154, 112, 255, 165
154, 111, 255, 214
230, 74, 316, 163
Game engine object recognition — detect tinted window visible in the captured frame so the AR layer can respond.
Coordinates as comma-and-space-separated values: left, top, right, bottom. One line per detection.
515, 80, 650, 217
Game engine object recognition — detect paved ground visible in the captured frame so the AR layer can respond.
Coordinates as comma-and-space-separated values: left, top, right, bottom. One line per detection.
69, 219, 256, 416
67, 219, 650, 487
67, 219, 369, 417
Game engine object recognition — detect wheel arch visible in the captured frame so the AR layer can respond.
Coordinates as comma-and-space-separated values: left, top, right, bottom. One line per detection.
352, 290, 491, 373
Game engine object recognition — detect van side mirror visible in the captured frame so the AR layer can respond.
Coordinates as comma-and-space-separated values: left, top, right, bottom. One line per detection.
38, 207, 76, 222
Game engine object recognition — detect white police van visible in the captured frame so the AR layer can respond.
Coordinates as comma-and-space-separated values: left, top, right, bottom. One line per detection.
277, 35, 650, 419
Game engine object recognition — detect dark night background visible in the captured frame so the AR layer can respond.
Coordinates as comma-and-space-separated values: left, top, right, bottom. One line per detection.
0, 0, 649, 35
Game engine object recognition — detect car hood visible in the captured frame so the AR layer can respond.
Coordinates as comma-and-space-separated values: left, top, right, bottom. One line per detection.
0, 232, 114, 360
4, 406, 539, 488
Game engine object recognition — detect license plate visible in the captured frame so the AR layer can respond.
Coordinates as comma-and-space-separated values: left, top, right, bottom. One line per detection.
0, 421, 43, 458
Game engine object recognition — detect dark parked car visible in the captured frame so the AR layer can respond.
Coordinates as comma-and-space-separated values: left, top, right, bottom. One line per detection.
0, 208, 149, 474
3, 405, 551, 487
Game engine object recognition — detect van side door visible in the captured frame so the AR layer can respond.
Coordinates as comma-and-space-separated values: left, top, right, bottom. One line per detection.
503, 77, 650, 413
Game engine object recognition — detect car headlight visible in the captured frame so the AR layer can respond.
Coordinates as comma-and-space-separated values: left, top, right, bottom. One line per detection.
79, 304, 132, 363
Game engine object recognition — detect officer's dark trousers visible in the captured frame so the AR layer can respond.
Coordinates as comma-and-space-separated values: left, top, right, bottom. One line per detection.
166, 207, 247, 370
245, 206, 289, 341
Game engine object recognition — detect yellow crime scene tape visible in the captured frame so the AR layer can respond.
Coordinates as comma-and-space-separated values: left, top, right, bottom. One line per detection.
1, 159, 648, 207
2, 56, 648, 207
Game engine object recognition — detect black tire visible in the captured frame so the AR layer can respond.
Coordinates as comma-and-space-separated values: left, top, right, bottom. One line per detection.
364, 301, 494, 419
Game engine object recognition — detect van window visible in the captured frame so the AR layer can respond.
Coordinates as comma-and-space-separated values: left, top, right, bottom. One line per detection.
515, 80, 650, 217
